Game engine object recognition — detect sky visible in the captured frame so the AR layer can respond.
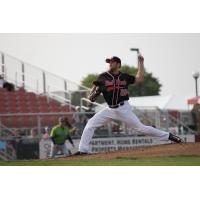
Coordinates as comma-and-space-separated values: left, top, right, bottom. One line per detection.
0, 33, 199, 98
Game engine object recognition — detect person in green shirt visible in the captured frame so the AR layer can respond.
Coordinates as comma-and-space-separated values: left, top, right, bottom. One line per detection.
50, 117, 75, 158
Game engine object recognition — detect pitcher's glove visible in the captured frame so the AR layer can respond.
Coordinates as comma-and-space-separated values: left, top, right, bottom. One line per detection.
88, 86, 102, 102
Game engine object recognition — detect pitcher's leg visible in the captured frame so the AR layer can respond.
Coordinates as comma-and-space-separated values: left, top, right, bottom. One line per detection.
118, 104, 169, 140
79, 108, 114, 153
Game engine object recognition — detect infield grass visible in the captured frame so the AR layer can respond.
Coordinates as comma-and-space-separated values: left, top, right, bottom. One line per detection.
1, 155, 200, 166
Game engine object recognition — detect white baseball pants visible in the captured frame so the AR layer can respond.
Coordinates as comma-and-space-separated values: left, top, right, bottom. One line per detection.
79, 101, 169, 153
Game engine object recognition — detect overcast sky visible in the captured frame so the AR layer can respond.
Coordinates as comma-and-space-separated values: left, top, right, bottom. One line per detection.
0, 33, 199, 98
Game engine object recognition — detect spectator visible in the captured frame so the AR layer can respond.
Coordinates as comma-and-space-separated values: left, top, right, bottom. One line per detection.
13, 129, 22, 140
43, 127, 50, 139
29, 128, 37, 139
0, 74, 15, 91
7, 129, 22, 159
73, 106, 81, 123
50, 116, 75, 158
3, 82, 15, 91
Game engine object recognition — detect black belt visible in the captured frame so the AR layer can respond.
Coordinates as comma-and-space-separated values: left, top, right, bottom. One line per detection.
109, 102, 124, 109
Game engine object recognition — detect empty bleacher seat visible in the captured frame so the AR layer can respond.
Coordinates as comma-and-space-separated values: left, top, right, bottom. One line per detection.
39, 106, 49, 112
60, 106, 70, 112
49, 105, 61, 112
0, 86, 71, 128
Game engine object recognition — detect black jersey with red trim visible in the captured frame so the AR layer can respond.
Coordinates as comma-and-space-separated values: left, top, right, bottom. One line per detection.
93, 71, 135, 106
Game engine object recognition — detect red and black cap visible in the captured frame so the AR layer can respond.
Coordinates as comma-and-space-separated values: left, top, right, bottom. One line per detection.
105, 56, 121, 65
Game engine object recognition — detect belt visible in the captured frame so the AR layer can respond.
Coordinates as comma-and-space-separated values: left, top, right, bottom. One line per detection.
109, 101, 124, 109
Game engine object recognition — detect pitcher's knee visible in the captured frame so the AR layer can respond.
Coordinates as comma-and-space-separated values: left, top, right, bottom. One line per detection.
86, 116, 101, 128
134, 124, 150, 133
85, 118, 96, 129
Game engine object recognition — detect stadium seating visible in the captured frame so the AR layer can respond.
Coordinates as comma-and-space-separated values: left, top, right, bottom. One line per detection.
0, 87, 73, 128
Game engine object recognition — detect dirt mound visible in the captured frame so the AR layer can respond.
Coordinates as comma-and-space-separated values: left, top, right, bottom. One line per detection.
61, 143, 200, 161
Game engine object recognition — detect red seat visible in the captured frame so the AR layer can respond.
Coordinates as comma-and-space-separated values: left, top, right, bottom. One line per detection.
30, 116, 38, 126
5, 95, 17, 101
0, 94, 7, 100
3, 116, 19, 128
6, 93, 17, 97
18, 102, 28, 109
17, 87, 26, 93
7, 106, 19, 113
19, 116, 32, 127
41, 116, 52, 126
60, 106, 70, 112
28, 101, 38, 108
0, 102, 7, 108
49, 101, 60, 106
27, 92, 37, 100
0, 117, 10, 126
7, 101, 18, 107
0, 107, 7, 113
0, 88, 7, 93
18, 106, 30, 113
17, 96, 28, 103
38, 101, 48, 107
49, 106, 61, 112
29, 106, 39, 113
48, 116, 59, 126
39, 106, 49, 112
38, 95, 48, 101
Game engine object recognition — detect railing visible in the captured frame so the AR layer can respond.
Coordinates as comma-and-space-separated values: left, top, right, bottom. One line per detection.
158, 108, 196, 135
80, 97, 106, 111
130, 106, 196, 135
0, 50, 90, 107
15, 71, 39, 93
47, 84, 72, 105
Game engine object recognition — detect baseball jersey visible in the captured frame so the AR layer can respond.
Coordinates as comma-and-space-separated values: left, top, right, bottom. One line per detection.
93, 71, 135, 106
50, 125, 70, 145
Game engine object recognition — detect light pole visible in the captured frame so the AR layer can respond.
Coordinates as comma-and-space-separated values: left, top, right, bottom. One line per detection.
192, 71, 200, 97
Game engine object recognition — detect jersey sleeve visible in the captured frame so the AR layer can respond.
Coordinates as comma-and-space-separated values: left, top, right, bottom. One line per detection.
50, 127, 56, 138
126, 74, 135, 85
92, 74, 104, 87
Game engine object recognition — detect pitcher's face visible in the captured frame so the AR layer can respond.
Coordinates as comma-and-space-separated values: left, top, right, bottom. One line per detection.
109, 60, 120, 71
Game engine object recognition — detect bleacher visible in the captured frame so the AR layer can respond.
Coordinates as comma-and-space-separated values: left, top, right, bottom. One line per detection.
0, 87, 72, 128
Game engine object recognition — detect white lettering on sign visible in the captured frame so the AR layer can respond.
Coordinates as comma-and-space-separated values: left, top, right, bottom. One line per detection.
39, 135, 195, 159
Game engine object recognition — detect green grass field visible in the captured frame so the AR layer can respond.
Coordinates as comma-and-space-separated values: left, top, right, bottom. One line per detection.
1, 155, 200, 166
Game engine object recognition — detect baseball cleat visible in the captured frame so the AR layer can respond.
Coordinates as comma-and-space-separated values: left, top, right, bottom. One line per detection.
168, 133, 183, 143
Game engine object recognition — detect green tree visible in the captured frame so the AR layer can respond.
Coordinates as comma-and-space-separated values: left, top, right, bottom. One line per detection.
81, 65, 162, 96
81, 74, 99, 88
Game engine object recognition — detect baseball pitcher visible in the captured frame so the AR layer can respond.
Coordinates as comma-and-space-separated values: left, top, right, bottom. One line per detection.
75, 54, 183, 155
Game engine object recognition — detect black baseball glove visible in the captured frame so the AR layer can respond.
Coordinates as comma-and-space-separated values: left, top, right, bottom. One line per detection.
88, 86, 102, 102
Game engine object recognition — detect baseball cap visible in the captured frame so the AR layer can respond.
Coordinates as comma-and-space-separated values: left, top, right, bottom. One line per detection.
105, 56, 121, 65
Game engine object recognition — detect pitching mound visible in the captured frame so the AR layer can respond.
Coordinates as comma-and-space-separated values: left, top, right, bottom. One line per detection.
61, 143, 200, 161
